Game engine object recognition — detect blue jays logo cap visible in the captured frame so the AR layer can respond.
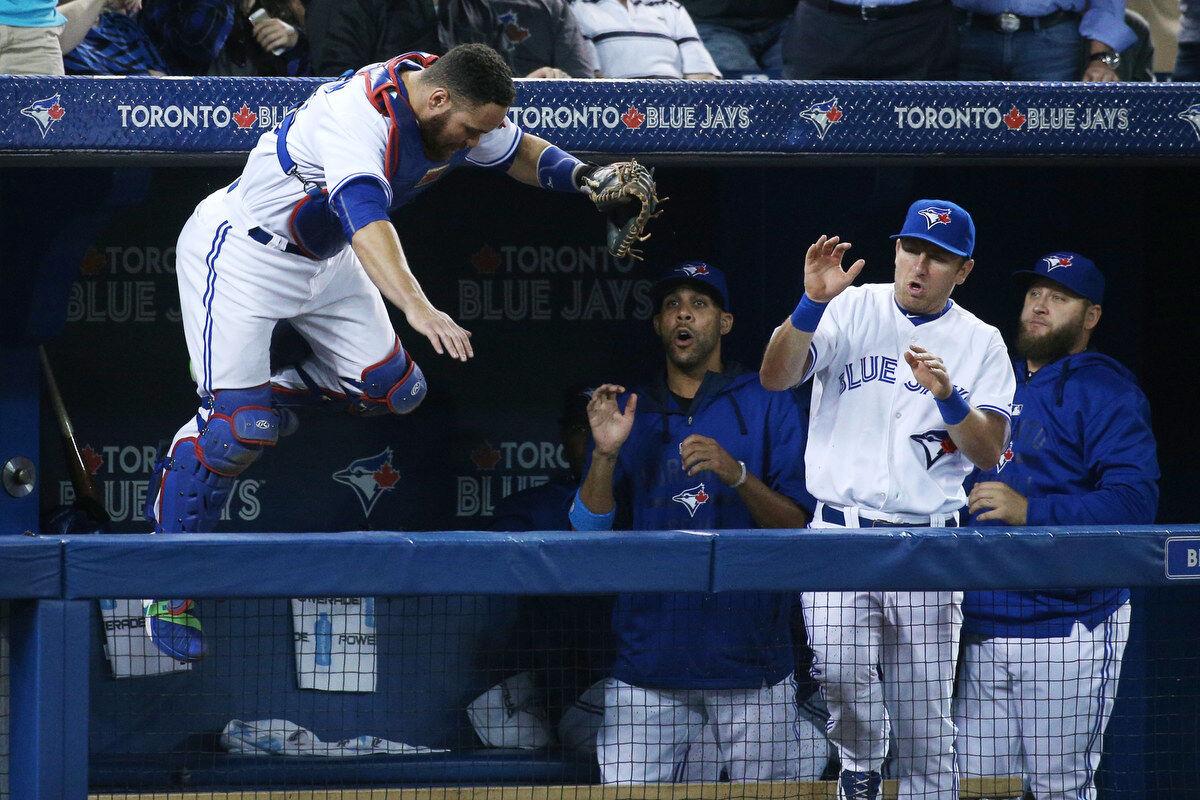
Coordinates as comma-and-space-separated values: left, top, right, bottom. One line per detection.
651, 261, 730, 312
1012, 252, 1104, 305
889, 199, 976, 259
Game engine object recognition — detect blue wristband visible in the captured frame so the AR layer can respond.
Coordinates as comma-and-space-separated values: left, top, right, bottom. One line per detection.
935, 390, 971, 426
537, 145, 585, 193
790, 294, 828, 333
568, 489, 615, 531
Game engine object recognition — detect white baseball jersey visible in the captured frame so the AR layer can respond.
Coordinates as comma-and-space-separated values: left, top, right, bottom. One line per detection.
568, 0, 720, 78
224, 61, 523, 241
804, 283, 1016, 517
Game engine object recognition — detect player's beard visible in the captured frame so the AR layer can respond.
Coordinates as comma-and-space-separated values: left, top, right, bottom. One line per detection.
663, 324, 720, 373
1017, 310, 1085, 365
420, 112, 456, 161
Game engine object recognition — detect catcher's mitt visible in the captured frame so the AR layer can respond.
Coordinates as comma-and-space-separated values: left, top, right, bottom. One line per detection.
580, 160, 664, 260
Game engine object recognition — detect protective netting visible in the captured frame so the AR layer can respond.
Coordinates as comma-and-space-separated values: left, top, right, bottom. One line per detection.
84, 586, 1196, 799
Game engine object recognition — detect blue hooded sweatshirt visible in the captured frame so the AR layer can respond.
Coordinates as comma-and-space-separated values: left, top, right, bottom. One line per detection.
578, 365, 814, 689
964, 352, 1159, 638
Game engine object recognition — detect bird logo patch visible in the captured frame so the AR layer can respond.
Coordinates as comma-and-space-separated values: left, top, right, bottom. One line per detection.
1042, 254, 1073, 271
1179, 103, 1200, 141
678, 262, 710, 278
333, 448, 400, 517
672, 483, 710, 517
996, 441, 1015, 472
918, 207, 953, 229
798, 98, 844, 140
20, 94, 65, 139
910, 429, 959, 469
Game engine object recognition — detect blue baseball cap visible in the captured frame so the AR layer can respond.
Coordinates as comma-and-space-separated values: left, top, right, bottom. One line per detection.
651, 261, 731, 312
889, 199, 976, 258
1012, 252, 1105, 305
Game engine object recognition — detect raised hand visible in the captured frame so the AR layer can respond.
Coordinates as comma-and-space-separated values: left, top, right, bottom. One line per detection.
904, 344, 953, 400
404, 301, 474, 362
587, 384, 636, 458
805, 235, 866, 303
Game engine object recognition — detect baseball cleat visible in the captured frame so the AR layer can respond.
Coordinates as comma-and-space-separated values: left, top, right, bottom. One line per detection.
838, 770, 881, 800
144, 598, 205, 662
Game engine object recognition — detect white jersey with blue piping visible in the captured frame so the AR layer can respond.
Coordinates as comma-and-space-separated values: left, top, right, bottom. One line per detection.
224, 53, 523, 243
804, 283, 1016, 517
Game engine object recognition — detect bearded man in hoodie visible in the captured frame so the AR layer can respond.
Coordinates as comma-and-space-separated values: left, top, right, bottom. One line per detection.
570, 261, 830, 784
955, 252, 1160, 800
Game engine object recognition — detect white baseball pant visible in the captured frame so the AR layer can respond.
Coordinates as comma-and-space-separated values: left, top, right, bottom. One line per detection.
597, 673, 828, 783
954, 602, 1130, 800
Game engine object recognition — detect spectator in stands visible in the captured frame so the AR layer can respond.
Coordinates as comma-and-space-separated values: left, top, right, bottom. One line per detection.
567, 0, 720, 78
954, 0, 1135, 79
570, 262, 828, 784
439, 0, 598, 77
206, 0, 309, 76
955, 253, 1159, 800
677, 0, 795, 77
1176, 0, 1200, 78
780, 0, 956, 78
63, 0, 171, 75
137, 0, 234, 75
305, 0, 438, 76
0, 0, 68, 74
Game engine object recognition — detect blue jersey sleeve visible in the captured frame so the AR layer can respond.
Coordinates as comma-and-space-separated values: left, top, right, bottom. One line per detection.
763, 388, 816, 516
1025, 386, 1160, 525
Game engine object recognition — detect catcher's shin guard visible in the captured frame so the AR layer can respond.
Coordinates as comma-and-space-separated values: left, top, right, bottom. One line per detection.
147, 385, 280, 533
346, 338, 426, 416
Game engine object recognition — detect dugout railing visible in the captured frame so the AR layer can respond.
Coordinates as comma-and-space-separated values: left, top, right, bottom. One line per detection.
0, 527, 1194, 798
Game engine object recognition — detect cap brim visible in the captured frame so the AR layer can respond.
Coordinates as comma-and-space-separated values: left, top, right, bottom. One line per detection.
890, 233, 971, 259
651, 277, 728, 310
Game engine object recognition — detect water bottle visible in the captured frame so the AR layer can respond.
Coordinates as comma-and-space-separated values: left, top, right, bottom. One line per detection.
315, 612, 332, 667
364, 597, 375, 629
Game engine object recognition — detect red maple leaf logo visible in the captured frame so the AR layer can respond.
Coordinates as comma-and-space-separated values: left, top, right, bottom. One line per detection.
470, 245, 501, 274
825, 103, 843, 123
80, 247, 105, 277
695, 489, 709, 504
81, 445, 103, 476
232, 104, 257, 130
48, 103, 65, 122
373, 461, 400, 488
504, 23, 530, 43
941, 436, 959, 454
621, 106, 645, 130
471, 441, 502, 470
1002, 105, 1027, 131
938, 213, 951, 224
1003, 445, 1014, 461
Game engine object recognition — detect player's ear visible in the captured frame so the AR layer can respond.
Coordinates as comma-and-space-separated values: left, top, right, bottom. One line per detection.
428, 87, 450, 110
955, 258, 975, 285
1084, 302, 1102, 331
651, 314, 662, 337
719, 312, 733, 335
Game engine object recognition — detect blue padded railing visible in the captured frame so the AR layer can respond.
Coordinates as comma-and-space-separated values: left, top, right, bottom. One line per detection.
2, 76, 1200, 158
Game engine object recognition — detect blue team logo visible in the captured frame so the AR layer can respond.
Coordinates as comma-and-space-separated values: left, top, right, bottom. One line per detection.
333, 448, 401, 517
497, 10, 531, 46
1041, 254, 1073, 272
996, 441, 1015, 472
910, 429, 959, 469
1179, 104, 1200, 141
671, 483, 710, 517
20, 94, 65, 139
677, 262, 710, 278
918, 207, 953, 229
798, 98, 844, 140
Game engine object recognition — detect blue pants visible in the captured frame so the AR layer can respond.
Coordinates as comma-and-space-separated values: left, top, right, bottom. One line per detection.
694, 20, 786, 78
956, 16, 1084, 81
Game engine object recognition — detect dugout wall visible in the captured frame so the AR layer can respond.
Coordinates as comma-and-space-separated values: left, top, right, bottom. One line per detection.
0, 77, 1198, 798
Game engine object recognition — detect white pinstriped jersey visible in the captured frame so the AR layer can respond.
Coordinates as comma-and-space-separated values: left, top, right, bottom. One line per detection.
568, 0, 720, 78
803, 283, 1015, 516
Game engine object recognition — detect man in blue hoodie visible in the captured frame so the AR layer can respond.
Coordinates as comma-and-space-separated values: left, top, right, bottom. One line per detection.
955, 252, 1159, 800
570, 261, 829, 783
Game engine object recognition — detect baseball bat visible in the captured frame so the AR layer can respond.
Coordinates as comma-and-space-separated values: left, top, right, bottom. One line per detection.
39, 346, 110, 526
